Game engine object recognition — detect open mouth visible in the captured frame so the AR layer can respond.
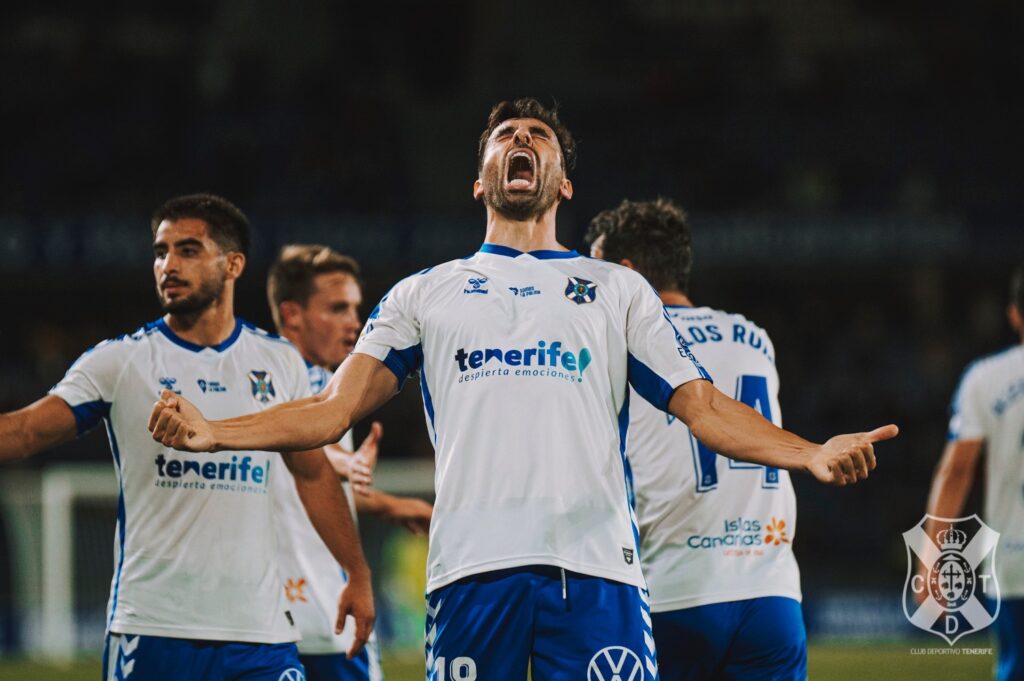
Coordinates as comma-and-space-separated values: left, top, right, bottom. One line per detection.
505, 151, 536, 190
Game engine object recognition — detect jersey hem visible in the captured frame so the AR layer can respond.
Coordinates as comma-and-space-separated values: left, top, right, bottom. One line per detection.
649, 586, 803, 612
109, 622, 300, 644
426, 556, 645, 593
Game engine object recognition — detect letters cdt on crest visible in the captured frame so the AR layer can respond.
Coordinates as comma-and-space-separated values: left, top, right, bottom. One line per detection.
903, 514, 1000, 645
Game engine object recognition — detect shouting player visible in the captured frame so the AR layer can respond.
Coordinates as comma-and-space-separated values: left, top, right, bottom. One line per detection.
922, 264, 1024, 681
267, 243, 433, 680
589, 198, 805, 680
148, 100, 897, 679
0, 194, 373, 680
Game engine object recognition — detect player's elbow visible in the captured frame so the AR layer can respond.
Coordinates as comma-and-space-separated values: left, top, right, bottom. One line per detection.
671, 379, 720, 434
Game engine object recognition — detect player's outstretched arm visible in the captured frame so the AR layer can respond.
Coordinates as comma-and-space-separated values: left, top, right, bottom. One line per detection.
0, 396, 79, 461
148, 354, 399, 453
668, 379, 899, 486
282, 448, 375, 658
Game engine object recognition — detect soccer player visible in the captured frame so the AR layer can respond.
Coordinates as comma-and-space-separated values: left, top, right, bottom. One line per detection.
0, 194, 374, 680
588, 198, 805, 680
149, 99, 897, 679
921, 264, 1024, 681
267, 243, 433, 680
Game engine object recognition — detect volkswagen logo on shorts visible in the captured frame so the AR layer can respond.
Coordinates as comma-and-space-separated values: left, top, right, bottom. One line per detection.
278, 669, 304, 681
587, 646, 643, 681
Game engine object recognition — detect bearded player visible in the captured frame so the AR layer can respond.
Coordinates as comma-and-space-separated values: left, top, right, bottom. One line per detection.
0, 194, 373, 680
149, 101, 897, 679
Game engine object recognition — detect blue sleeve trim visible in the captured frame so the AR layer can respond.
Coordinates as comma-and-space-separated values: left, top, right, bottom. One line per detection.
383, 344, 424, 390
627, 353, 675, 412
420, 369, 436, 443
70, 400, 111, 435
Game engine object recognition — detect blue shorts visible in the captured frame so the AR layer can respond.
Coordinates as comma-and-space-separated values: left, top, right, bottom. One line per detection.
651, 596, 806, 681
103, 633, 304, 681
425, 565, 658, 681
300, 642, 383, 681
995, 598, 1024, 681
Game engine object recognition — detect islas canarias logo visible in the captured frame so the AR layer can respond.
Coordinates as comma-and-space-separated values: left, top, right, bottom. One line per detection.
687, 516, 791, 551
454, 340, 593, 384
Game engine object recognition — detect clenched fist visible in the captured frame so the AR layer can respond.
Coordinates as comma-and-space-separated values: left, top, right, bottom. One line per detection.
148, 389, 215, 452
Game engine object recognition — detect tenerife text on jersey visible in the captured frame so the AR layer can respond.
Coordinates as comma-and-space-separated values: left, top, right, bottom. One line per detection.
454, 340, 593, 384
154, 453, 271, 494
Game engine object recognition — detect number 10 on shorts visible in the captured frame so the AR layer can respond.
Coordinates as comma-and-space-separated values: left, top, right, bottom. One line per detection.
433, 656, 477, 681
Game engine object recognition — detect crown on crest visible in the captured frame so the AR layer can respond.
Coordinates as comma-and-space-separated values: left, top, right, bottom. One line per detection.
936, 527, 967, 551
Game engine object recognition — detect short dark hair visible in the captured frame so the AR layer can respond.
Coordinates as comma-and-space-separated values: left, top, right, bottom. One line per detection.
477, 98, 577, 173
151, 193, 250, 256
586, 198, 693, 294
267, 244, 362, 331
1012, 263, 1024, 313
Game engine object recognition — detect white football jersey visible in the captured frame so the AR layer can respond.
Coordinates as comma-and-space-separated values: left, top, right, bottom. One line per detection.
49, 318, 308, 643
273, 362, 382, 675
628, 306, 801, 612
353, 244, 709, 592
948, 345, 1024, 597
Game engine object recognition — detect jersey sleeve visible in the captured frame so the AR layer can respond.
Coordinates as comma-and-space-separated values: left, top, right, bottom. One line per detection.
624, 276, 711, 411
948, 363, 986, 442
352, 274, 424, 388
48, 340, 127, 435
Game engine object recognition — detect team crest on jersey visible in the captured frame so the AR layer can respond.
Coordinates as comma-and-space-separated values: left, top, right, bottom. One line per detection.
464, 277, 489, 294
565, 277, 597, 305
248, 371, 276, 403
902, 514, 1000, 644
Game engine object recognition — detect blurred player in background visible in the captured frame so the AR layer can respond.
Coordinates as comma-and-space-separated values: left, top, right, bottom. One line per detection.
922, 264, 1024, 681
0, 194, 374, 680
267, 243, 433, 680
149, 99, 896, 680
588, 198, 805, 680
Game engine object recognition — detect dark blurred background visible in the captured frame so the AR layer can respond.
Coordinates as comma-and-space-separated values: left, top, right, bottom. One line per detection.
1, 0, 1023, 642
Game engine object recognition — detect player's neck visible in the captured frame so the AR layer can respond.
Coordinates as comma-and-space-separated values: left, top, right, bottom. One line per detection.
483, 205, 565, 253
660, 290, 693, 307
277, 330, 317, 368
164, 296, 237, 347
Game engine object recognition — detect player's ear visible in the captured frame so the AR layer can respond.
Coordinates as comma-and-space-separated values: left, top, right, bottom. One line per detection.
1008, 303, 1023, 334
225, 252, 246, 280
472, 179, 484, 201
279, 300, 303, 331
618, 258, 637, 272
559, 178, 573, 201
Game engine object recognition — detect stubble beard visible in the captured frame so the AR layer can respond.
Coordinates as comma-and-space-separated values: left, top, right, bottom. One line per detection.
158, 276, 225, 315
483, 164, 561, 222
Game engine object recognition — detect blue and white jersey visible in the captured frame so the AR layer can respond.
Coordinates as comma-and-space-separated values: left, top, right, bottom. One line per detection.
628, 306, 801, 612
353, 244, 709, 592
948, 344, 1024, 597
49, 318, 309, 643
272, 361, 383, 676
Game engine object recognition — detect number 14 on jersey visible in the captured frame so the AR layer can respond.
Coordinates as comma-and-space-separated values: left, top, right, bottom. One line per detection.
689, 374, 780, 492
